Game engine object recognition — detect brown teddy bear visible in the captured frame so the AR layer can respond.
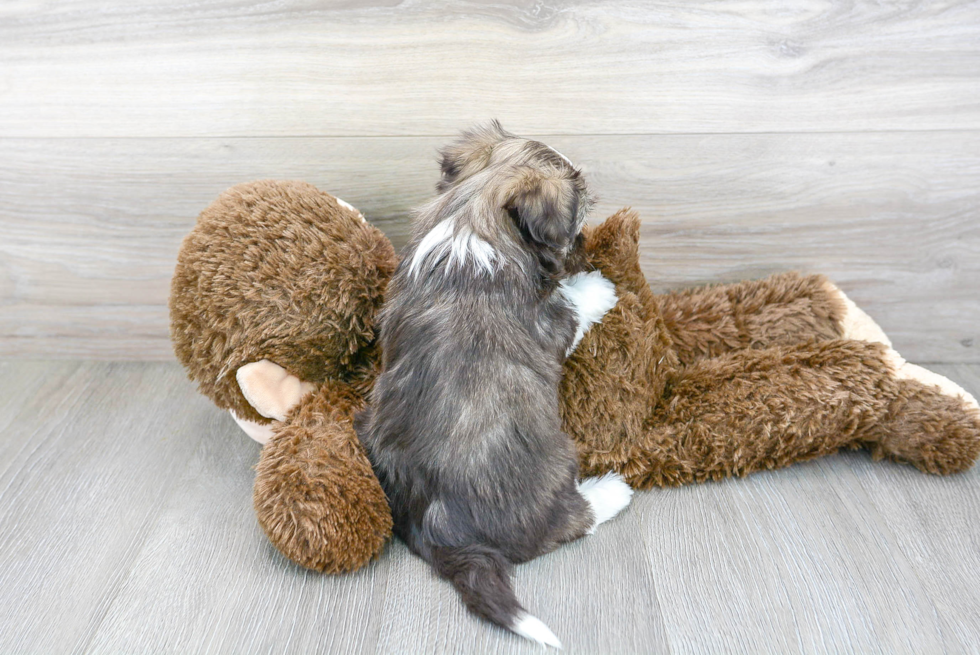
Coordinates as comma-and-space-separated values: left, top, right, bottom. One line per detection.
170, 179, 980, 574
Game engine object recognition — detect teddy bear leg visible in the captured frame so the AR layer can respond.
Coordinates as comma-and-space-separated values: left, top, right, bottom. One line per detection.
820, 279, 892, 347
609, 339, 980, 489
655, 272, 857, 365
860, 347, 980, 474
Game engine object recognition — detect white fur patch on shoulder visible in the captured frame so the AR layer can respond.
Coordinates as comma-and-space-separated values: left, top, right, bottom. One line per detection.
559, 271, 618, 354
512, 613, 562, 649
448, 225, 496, 276
577, 472, 633, 534
406, 220, 497, 278
407, 220, 453, 278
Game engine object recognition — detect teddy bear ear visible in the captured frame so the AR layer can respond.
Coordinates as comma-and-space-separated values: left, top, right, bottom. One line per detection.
236, 360, 315, 422
437, 120, 512, 192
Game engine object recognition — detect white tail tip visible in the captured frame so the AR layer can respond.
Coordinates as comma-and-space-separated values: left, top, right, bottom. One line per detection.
512, 613, 563, 649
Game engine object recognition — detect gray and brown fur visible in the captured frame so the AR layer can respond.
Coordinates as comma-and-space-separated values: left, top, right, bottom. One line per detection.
561, 209, 980, 487
169, 176, 980, 583
355, 122, 598, 638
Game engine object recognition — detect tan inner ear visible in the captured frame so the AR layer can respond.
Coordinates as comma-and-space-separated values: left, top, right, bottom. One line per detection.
236, 359, 315, 421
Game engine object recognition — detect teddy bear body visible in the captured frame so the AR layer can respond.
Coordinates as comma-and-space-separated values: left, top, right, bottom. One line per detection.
563, 210, 980, 487
170, 181, 980, 573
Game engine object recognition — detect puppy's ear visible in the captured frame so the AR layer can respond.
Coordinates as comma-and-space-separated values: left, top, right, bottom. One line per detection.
437, 120, 511, 192
504, 166, 584, 252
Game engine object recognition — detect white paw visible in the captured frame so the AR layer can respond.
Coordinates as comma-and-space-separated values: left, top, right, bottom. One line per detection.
885, 348, 980, 411
577, 472, 633, 534
825, 280, 892, 347
559, 271, 619, 354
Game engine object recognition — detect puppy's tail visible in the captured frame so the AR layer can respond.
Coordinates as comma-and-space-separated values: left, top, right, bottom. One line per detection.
430, 544, 562, 649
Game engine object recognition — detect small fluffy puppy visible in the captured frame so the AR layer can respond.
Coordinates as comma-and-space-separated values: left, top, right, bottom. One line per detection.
356, 122, 632, 648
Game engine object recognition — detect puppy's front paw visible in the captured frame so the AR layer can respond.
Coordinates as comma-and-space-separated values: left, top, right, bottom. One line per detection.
560, 271, 619, 353
577, 472, 633, 533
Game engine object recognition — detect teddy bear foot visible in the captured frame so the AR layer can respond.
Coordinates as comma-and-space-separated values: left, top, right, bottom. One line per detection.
883, 348, 980, 413
822, 280, 893, 347
237, 359, 316, 421
231, 359, 316, 445
822, 280, 978, 413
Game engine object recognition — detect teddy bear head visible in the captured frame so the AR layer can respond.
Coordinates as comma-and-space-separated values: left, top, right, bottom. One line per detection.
170, 180, 398, 424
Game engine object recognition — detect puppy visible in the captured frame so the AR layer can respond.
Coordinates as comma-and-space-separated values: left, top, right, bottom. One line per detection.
355, 122, 632, 648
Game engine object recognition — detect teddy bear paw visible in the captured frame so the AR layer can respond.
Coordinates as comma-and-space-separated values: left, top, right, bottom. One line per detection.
884, 348, 980, 412
824, 280, 893, 347
229, 410, 277, 445
236, 359, 315, 422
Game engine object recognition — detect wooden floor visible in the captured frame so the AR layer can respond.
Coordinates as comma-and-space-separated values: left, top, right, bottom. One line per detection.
1, 360, 979, 654
3, 1, 980, 653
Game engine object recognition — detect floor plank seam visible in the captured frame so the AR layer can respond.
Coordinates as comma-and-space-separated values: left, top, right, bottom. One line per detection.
5, 127, 980, 141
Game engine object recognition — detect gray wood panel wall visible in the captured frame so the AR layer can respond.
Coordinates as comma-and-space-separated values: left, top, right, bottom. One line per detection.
1, 1, 978, 362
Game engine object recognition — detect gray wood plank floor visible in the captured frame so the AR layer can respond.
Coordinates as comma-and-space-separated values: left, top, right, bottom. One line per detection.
2, 361, 979, 654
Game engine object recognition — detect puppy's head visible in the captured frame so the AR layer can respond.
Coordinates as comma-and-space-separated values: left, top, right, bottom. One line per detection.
435, 121, 594, 278
437, 120, 514, 193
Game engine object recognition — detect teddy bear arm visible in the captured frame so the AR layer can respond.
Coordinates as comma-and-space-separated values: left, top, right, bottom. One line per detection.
608, 339, 980, 488
655, 272, 873, 366
253, 379, 393, 573
582, 209, 658, 321
561, 289, 677, 465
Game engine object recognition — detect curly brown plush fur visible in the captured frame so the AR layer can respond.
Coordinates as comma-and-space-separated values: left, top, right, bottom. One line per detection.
561, 210, 980, 486
170, 180, 980, 575
253, 380, 392, 572
170, 180, 397, 424
171, 180, 397, 572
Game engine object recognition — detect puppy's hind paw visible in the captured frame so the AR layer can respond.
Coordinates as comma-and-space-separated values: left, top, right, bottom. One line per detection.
577, 472, 633, 533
